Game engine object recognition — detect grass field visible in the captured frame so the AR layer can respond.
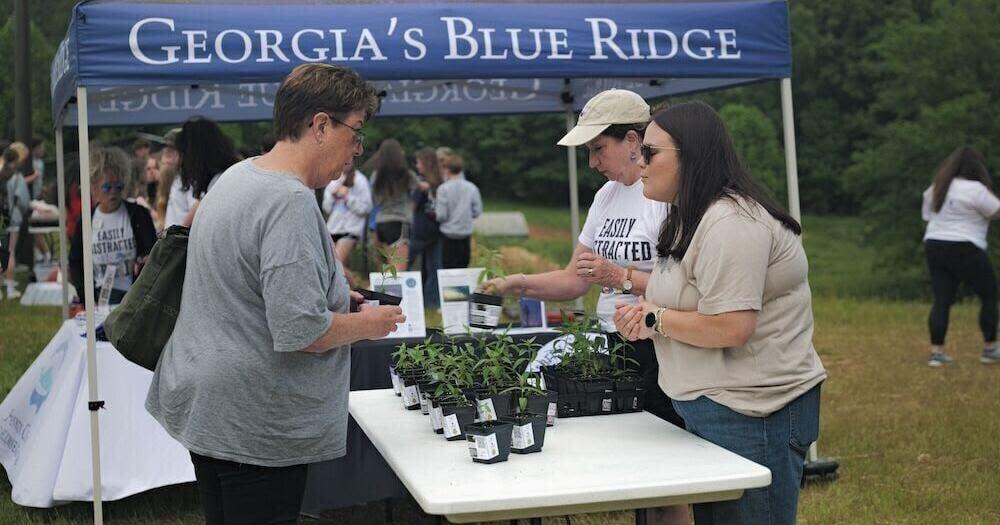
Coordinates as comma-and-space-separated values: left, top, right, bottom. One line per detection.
0, 206, 997, 524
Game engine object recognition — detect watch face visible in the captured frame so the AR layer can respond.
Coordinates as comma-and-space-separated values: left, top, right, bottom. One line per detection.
645, 312, 657, 328
622, 279, 633, 292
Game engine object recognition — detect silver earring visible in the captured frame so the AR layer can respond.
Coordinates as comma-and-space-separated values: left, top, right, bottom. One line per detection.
629, 152, 638, 162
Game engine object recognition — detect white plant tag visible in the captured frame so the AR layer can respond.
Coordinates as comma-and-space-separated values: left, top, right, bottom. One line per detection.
512, 423, 535, 449
389, 369, 401, 395
547, 402, 557, 425
97, 264, 117, 309
443, 413, 462, 438
430, 405, 444, 431
403, 385, 419, 407
470, 303, 502, 326
467, 437, 479, 458
477, 398, 496, 421
602, 398, 613, 412
472, 434, 499, 460
419, 392, 430, 414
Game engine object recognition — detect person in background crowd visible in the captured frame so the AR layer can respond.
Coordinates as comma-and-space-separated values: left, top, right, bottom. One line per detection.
435, 152, 482, 269
174, 117, 241, 227
2, 143, 31, 300
69, 145, 156, 306
478, 89, 687, 525
136, 152, 162, 228
29, 137, 52, 264
370, 138, 417, 272
132, 138, 151, 184
409, 147, 444, 307
146, 63, 404, 525
323, 158, 372, 286
921, 146, 1000, 366
161, 128, 195, 229
616, 101, 825, 525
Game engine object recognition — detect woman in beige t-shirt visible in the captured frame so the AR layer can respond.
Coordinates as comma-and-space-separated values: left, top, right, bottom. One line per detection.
615, 101, 826, 525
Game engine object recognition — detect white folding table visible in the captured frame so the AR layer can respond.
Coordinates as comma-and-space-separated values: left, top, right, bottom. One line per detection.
349, 389, 771, 524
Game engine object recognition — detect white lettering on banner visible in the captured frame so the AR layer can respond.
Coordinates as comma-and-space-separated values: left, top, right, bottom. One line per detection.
127, 17, 743, 66
151, 89, 180, 111
292, 29, 327, 62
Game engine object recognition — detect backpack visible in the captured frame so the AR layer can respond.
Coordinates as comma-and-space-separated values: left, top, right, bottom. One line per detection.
103, 225, 189, 371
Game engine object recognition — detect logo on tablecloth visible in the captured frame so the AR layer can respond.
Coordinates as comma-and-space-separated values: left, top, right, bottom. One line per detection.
29, 368, 54, 413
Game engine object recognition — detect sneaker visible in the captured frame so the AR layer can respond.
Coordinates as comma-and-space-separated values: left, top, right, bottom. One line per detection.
928, 352, 955, 367
981, 348, 1000, 364
4, 288, 20, 300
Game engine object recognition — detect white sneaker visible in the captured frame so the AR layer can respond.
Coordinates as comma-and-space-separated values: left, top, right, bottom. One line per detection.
928, 352, 955, 367
5, 288, 20, 300
981, 348, 1000, 364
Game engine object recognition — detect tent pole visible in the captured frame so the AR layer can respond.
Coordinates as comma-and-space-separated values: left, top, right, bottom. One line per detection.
55, 128, 70, 319
780, 78, 801, 223
565, 109, 583, 311
77, 87, 105, 525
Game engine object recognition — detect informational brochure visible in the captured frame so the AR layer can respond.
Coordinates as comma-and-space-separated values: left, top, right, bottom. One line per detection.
437, 267, 485, 335
368, 271, 426, 339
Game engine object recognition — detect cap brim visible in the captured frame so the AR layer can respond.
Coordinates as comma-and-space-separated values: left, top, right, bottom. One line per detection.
557, 124, 610, 146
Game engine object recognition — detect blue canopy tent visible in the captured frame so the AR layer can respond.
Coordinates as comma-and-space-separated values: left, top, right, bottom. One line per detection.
49, 1, 804, 521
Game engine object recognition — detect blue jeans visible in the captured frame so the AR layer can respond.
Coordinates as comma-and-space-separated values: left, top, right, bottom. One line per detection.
672, 383, 821, 525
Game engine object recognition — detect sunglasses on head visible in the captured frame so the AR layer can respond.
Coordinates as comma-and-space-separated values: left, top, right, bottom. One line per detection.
101, 181, 125, 193
640, 144, 680, 164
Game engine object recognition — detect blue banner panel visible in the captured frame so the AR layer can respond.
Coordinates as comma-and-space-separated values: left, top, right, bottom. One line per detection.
73, 2, 790, 86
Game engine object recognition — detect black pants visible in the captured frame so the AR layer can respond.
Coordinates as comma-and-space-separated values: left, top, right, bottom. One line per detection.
441, 236, 471, 269
606, 333, 685, 428
190, 452, 308, 525
925, 239, 998, 345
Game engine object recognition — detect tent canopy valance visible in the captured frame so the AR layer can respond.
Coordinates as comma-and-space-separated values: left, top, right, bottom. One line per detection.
52, 0, 791, 126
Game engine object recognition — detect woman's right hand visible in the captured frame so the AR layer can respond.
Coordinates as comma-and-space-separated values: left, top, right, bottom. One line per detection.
478, 276, 515, 296
360, 303, 406, 339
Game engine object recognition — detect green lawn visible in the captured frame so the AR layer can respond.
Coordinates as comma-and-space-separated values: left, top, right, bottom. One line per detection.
0, 209, 997, 524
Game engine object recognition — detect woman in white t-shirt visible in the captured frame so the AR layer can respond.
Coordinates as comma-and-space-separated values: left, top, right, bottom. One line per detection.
479, 89, 689, 525
323, 159, 372, 285
921, 146, 1000, 366
172, 117, 240, 227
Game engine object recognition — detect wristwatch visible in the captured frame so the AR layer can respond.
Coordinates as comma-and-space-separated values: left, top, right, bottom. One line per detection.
644, 311, 656, 328
622, 266, 634, 293
644, 308, 667, 334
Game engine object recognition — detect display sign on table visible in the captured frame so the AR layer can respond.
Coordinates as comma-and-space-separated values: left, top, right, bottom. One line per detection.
368, 271, 427, 339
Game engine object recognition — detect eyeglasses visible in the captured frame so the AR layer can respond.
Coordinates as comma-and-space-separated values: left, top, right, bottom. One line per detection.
641, 144, 680, 164
311, 112, 365, 147
100, 181, 125, 193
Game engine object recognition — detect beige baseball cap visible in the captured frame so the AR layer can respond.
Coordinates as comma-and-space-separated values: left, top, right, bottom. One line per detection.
557, 89, 650, 146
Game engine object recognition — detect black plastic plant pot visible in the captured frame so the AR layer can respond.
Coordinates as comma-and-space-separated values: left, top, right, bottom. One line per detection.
526, 391, 559, 427
613, 376, 645, 413
465, 421, 514, 464
357, 288, 403, 306
400, 374, 423, 411
501, 413, 547, 454
416, 378, 436, 415
476, 391, 513, 422
440, 403, 477, 441
388, 364, 402, 397
468, 293, 503, 329
581, 378, 614, 415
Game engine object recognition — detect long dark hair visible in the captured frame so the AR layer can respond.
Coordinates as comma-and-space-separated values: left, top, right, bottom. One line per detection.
415, 147, 442, 190
653, 102, 800, 261
931, 146, 992, 212
177, 117, 239, 198
371, 139, 410, 202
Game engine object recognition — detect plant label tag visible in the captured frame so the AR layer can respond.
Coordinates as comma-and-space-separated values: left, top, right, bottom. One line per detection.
419, 392, 430, 414
467, 436, 479, 458
602, 398, 613, 412
477, 398, 496, 421
403, 385, 420, 407
469, 303, 502, 326
546, 402, 557, 425
443, 414, 462, 438
430, 405, 444, 430
512, 423, 535, 449
389, 369, 401, 395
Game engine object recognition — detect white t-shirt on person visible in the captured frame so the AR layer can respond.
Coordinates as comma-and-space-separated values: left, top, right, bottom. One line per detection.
164, 176, 197, 228
922, 179, 1000, 250
92, 206, 137, 295
579, 179, 668, 332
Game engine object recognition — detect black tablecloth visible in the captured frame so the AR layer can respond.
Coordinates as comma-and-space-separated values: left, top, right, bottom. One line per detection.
301, 329, 563, 514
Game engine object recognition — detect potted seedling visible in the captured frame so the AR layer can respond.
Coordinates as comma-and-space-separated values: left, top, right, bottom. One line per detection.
500, 369, 548, 454
609, 340, 645, 413
464, 418, 514, 464
473, 332, 519, 421
433, 345, 478, 440
469, 248, 505, 329
392, 343, 427, 410
357, 247, 403, 306
546, 315, 613, 417
513, 338, 559, 426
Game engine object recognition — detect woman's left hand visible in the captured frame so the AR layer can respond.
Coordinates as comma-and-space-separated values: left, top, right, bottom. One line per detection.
614, 298, 659, 341
576, 252, 625, 288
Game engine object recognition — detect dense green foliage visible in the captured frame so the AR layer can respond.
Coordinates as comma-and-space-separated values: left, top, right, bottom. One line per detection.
1, 0, 996, 297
